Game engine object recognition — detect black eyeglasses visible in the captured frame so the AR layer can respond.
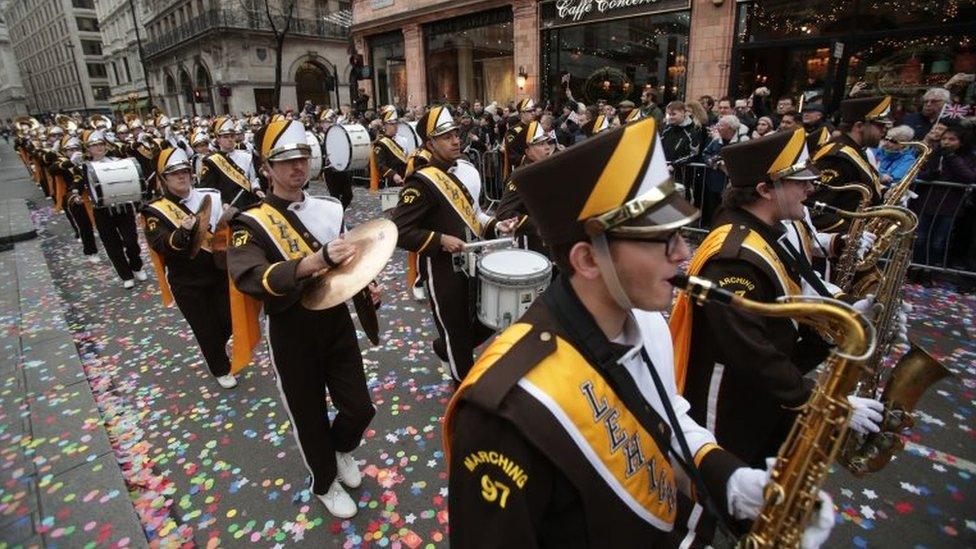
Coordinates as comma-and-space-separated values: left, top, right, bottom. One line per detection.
609, 230, 685, 256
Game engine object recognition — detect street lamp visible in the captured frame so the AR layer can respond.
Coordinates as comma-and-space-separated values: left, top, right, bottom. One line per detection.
65, 42, 89, 112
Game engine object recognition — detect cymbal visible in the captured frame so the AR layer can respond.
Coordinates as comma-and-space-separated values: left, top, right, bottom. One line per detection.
189, 194, 213, 259
301, 218, 397, 310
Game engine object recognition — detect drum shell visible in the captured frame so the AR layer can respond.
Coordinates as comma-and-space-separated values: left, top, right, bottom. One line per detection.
306, 131, 324, 180
325, 124, 370, 172
87, 158, 145, 208
476, 249, 552, 330
395, 121, 421, 155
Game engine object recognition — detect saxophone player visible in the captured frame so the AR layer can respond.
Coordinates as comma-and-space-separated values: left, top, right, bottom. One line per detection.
447, 119, 836, 547
670, 130, 884, 469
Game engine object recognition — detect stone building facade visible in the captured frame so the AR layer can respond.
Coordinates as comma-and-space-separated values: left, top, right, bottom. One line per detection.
141, 0, 355, 117
0, 4, 28, 120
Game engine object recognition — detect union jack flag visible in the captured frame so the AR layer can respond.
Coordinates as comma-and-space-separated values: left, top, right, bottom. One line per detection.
944, 103, 971, 119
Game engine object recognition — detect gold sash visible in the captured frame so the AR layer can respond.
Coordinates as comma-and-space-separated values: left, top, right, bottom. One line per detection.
145, 198, 213, 252
240, 203, 313, 260
209, 153, 253, 192
446, 324, 677, 529
415, 166, 483, 236
670, 224, 801, 392
378, 136, 408, 163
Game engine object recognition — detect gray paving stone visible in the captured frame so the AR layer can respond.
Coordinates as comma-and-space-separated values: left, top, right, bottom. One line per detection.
26, 383, 112, 477
20, 335, 85, 395
37, 454, 145, 548
0, 474, 38, 542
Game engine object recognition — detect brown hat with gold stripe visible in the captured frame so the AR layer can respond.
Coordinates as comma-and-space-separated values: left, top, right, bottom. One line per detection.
515, 117, 698, 246
721, 128, 819, 188
840, 95, 892, 125
508, 120, 550, 161
417, 105, 457, 141
253, 120, 311, 162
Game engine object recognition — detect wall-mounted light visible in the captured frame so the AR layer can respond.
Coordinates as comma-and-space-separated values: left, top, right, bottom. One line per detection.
516, 66, 528, 90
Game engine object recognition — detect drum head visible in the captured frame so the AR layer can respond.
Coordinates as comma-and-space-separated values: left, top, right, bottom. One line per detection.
306, 131, 323, 178
479, 249, 550, 278
324, 125, 352, 171
395, 121, 420, 155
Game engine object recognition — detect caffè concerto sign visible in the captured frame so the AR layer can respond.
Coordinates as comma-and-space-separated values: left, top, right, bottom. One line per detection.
540, 0, 690, 28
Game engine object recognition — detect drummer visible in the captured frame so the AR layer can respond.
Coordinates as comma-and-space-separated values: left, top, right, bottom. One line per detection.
319, 109, 355, 209
227, 119, 379, 519
142, 148, 236, 389
502, 98, 536, 178
199, 116, 264, 208
489, 120, 554, 255
391, 106, 512, 382
369, 105, 409, 192
79, 129, 147, 289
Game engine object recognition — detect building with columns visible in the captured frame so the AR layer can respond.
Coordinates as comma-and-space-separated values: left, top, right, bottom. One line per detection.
352, 0, 976, 115
0, 4, 28, 120
141, 0, 355, 117
2, 0, 112, 116
94, 0, 153, 116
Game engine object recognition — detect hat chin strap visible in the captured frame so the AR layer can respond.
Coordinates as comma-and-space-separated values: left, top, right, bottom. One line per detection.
591, 233, 635, 311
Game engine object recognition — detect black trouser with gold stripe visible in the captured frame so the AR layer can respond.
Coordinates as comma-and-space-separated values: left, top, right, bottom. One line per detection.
267, 304, 374, 495
171, 276, 232, 377
424, 255, 494, 382
66, 197, 98, 256
93, 206, 143, 280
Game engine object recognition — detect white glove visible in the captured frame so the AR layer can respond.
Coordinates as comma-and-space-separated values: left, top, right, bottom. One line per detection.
801, 491, 836, 549
895, 300, 912, 344
726, 465, 768, 520
856, 231, 877, 261
898, 190, 919, 208
851, 294, 875, 319
847, 395, 884, 434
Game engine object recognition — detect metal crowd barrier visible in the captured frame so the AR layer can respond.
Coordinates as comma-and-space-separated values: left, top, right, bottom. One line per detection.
479, 148, 505, 208
671, 162, 724, 234
908, 179, 975, 277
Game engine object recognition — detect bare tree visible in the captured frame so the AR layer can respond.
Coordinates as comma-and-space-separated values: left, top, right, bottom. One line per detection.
241, 0, 297, 109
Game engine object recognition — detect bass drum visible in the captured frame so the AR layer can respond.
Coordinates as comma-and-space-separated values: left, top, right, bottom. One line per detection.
86, 158, 145, 208
306, 131, 324, 180
395, 121, 421, 156
324, 124, 370, 172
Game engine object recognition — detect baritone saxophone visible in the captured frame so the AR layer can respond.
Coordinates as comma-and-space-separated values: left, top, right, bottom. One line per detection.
671, 274, 875, 549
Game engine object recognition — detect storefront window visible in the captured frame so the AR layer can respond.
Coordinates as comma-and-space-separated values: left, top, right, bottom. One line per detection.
542, 11, 690, 108
424, 8, 514, 105
738, 0, 976, 42
369, 32, 406, 109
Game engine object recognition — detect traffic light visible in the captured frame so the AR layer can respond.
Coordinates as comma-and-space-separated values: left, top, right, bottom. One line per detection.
193, 89, 203, 103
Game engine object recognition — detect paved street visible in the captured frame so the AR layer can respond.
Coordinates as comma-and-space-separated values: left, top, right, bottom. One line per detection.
0, 141, 974, 548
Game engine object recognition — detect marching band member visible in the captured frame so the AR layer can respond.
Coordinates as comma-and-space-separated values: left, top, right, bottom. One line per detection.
391, 106, 495, 382
189, 130, 211, 180
199, 116, 264, 208
489, 120, 554, 255
445, 118, 835, 547
52, 136, 100, 262
155, 114, 194, 158
502, 98, 536, 178
227, 119, 378, 519
369, 106, 408, 191
142, 148, 236, 389
809, 96, 891, 232
79, 129, 147, 289
670, 130, 883, 468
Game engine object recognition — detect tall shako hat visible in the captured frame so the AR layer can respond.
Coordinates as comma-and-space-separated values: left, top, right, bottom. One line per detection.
416, 105, 458, 141
254, 120, 311, 162
156, 147, 192, 176
722, 128, 819, 188
515, 117, 698, 246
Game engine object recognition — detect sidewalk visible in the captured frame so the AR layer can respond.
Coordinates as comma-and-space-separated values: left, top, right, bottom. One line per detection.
0, 148, 146, 547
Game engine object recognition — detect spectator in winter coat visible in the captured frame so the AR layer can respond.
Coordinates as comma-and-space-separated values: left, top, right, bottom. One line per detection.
661, 101, 703, 166
873, 125, 918, 187
914, 125, 976, 266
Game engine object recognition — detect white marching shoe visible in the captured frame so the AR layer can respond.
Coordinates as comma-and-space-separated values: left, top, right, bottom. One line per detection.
216, 374, 238, 389
86, 254, 99, 264
411, 284, 426, 301
122, 279, 135, 289
335, 452, 362, 488
318, 480, 357, 519
133, 270, 148, 282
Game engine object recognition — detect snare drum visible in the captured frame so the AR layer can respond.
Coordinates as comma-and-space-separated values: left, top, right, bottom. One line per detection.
86, 158, 145, 208
395, 121, 421, 155
306, 131, 324, 180
324, 124, 371, 171
477, 249, 552, 330
379, 188, 400, 211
